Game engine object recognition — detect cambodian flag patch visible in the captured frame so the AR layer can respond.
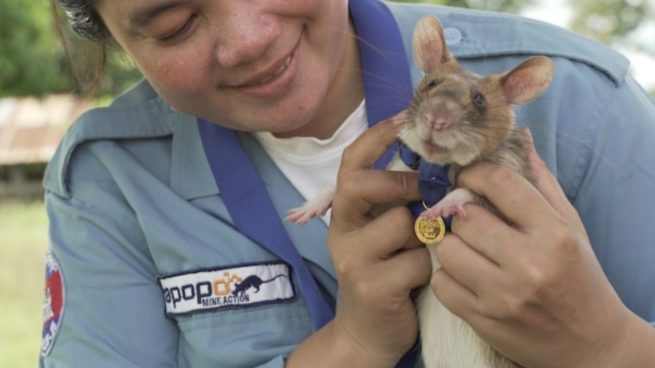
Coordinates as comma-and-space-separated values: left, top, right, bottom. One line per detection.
41, 250, 65, 357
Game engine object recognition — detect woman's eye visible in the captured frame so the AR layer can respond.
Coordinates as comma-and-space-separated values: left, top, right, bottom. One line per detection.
157, 15, 197, 43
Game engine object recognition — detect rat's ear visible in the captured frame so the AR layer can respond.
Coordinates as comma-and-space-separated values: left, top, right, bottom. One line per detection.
500, 56, 555, 105
412, 16, 452, 74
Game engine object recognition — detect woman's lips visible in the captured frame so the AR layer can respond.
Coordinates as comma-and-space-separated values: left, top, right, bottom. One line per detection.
241, 55, 293, 87
230, 37, 301, 99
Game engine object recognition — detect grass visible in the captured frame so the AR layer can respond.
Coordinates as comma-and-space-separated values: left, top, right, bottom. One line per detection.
0, 200, 49, 368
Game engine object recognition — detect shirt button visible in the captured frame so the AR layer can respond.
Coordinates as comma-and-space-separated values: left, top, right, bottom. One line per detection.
444, 27, 462, 45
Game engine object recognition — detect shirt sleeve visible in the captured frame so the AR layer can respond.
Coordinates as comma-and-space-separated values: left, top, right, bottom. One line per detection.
40, 178, 181, 367
569, 74, 655, 325
39, 135, 304, 368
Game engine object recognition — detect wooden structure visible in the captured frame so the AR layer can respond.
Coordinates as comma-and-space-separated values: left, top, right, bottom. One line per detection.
0, 95, 94, 199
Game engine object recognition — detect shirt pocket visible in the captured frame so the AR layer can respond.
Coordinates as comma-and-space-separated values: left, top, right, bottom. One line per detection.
175, 300, 312, 367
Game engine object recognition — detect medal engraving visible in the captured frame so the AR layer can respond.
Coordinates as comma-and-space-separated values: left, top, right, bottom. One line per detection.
414, 216, 446, 245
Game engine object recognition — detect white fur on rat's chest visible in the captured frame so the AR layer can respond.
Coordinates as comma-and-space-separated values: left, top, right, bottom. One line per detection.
417, 249, 517, 368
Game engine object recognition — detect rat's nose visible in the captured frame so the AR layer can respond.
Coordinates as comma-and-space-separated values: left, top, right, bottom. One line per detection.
423, 113, 450, 132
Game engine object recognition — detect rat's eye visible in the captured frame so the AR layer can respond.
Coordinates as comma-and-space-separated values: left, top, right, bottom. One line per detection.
471, 91, 486, 109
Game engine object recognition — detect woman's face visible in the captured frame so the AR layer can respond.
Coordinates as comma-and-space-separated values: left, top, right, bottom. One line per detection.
96, 0, 358, 137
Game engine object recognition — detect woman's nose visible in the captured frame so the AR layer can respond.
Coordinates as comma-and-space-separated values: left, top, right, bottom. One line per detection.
213, 7, 281, 68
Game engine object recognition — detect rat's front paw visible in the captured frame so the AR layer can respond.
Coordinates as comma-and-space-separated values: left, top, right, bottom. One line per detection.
424, 188, 474, 218
286, 187, 335, 225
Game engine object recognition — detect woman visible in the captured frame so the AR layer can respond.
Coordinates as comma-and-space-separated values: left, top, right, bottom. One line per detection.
41, 0, 655, 367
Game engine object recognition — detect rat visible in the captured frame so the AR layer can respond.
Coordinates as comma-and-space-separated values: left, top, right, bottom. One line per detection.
287, 15, 554, 368
231, 274, 288, 297
405, 16, 553, 368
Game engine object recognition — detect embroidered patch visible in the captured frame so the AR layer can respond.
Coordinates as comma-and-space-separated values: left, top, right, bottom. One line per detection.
158, 262, 295, 316
41, 250, 65, 357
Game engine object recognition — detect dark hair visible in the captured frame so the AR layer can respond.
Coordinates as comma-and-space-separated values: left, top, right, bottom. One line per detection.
50, 0, 110, 95
54, 0, 109, 42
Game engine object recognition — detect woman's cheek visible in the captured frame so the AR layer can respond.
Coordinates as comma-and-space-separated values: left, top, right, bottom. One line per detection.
141, 49, 214, 98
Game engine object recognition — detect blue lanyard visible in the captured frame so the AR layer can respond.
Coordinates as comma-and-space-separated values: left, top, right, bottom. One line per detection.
199, 0, 415, 363
198, 122, 334, 329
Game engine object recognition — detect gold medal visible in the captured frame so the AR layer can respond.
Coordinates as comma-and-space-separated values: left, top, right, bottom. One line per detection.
414, 215, 446, 246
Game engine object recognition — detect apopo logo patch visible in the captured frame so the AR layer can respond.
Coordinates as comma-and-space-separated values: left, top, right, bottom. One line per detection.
158, 263, 295, 316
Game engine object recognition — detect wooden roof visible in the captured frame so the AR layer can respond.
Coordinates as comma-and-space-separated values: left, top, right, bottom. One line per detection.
0, 95, 93, 165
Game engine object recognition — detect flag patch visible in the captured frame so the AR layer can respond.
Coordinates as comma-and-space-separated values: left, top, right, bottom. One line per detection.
158, 262, 295, 316
41, 250, 65, 357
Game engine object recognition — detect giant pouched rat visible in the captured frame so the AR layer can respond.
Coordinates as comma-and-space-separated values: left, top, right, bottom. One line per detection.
287, 15, 554, 368
403, 16, 553, 368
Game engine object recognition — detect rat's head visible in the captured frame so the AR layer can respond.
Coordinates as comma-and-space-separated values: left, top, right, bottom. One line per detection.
399, 16, 554, 166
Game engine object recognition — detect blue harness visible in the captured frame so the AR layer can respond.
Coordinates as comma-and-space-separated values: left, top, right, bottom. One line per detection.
399, 143, 453, 227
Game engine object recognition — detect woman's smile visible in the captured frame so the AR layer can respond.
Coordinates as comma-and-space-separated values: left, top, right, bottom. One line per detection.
228, 33, 302, 100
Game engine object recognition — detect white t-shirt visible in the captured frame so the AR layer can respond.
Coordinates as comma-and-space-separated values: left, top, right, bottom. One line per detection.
254, 100, 368, 224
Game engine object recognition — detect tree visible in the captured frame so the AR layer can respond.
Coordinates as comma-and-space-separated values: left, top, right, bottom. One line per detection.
569, 0, 648, 45
0, 0, 140, 98
0, 0, 70, 96
569, 0, 654, 96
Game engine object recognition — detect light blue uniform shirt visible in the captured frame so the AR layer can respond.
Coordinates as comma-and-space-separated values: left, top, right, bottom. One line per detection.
40, 1, 655, 367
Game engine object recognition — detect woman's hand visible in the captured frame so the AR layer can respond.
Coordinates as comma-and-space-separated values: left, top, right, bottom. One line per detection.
287, 117, 431, 367
430, 133, 651, 368
327, 118, 431, 366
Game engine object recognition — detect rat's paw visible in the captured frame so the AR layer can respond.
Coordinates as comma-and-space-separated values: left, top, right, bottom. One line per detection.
286, 205, 324, 225
285, 187, 335, 225
425, 188, 474, 218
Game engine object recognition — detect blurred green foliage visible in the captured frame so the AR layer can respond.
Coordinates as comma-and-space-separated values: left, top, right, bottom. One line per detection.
0, 0, 141, 98
0, 0, 68, 96
570, 0, 648, 44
